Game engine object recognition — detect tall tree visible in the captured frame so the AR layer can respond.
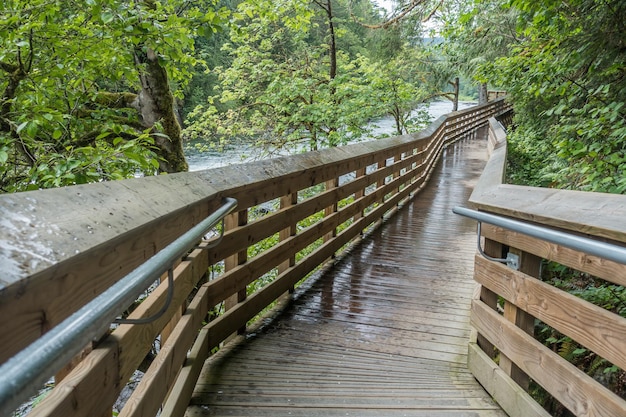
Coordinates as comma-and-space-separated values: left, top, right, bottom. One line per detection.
184, 0, 384, 153
0, 0, 227, 192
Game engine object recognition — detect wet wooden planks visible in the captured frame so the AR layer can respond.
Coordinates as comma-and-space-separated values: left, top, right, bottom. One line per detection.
185, 137, 508, 417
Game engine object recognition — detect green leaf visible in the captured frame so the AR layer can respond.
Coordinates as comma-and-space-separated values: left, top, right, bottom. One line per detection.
101, 11, 114, 24
16, 121, 28, 134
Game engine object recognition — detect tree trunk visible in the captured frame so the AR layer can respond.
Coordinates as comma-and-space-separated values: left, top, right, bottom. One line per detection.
478, 83, 488, 105
134, 48, 188, 173
324, 0, 337, 81
449, 77, 459, 111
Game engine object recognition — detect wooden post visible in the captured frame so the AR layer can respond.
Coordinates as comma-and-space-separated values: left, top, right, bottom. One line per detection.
393, 152, 401, 196
279, 193, 297, 292
499, 248, 541, 391
477, 237, 502, 359
224, 209, 248, 334
324, 178, 339, 246
354, 167, 366, 224
377, 158, 387, 222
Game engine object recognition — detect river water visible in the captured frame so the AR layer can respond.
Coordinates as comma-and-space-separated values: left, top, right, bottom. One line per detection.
185, 100, 476, 172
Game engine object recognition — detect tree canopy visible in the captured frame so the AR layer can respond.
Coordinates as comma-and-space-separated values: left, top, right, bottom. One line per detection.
444, 0, 626, 192
6, 0, 621, 194
0, 0, 228, 192
183, 0, 446, 154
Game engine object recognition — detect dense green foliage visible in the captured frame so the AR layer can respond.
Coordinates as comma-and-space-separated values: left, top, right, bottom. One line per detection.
2, 0, 459, 192
533, 262, 626, 415
183, 0, 447, 154
0, 0, 228, 192
482, 0, 625, 192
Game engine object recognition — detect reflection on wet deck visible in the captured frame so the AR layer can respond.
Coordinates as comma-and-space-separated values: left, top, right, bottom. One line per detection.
185, 138, 508, 417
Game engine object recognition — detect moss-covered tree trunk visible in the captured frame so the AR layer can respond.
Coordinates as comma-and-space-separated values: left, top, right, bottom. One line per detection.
134, 47, 188, 173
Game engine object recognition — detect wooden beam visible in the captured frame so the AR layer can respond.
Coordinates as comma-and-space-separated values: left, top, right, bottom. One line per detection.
472, 299, 626, 416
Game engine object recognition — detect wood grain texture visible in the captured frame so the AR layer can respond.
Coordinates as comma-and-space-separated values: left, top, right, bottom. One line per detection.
474, 255, 626, 372
472, 299, 626, 417
480, 223, 626, 286
184, 136, 508, 417
29, 245, 210, 417
468, 343, 551, 417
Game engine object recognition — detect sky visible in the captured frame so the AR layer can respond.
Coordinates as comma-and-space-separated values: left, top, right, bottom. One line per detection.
374, 0, 394, 13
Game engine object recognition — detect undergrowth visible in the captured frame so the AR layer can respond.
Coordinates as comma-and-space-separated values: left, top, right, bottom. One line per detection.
530, 261, 626, 415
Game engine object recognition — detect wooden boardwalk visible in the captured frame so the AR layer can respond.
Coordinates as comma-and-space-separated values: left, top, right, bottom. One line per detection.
184, 137, 508, 417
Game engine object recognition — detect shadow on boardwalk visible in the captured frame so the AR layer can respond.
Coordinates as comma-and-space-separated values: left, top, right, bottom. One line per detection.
185, 137, 508, 417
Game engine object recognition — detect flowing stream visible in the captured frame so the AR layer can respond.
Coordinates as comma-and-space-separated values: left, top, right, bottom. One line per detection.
185, 100, 476, 172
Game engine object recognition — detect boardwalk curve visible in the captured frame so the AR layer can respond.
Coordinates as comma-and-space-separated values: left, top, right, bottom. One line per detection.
186, 137, 508, 416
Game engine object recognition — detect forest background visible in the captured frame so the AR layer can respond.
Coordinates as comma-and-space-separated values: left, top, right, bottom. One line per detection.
2, 0, 623, 194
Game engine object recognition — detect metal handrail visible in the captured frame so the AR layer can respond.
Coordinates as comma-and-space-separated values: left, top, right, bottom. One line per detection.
0, 197, 237, 416
453, 206, 626, 266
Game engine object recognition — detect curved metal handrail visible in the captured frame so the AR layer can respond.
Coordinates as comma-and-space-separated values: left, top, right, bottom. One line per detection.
453, 206, 626, 266
0, 197, 237, 416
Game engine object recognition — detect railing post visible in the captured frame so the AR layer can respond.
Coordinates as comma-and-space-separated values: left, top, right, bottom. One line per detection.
499, 248, 540, 390
393, 152, 401, 200
476, 237, 501, 359
324, 178, 339, 250
354, 167, 366, 225
225, 209, 248, 334
279, 192, 298, 292
377, 157, 388, 223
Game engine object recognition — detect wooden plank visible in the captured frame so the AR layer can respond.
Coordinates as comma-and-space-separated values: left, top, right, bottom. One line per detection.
118, 280, 211, 417
224, 209, 247, 321
278, 193, 297, 275
28, 245, 209, 417
499, 248, 539, 390
472, 299, 626, 416
468, 343, 551, 417
28, 339, 120, 417
185, 407, 505, 417
469, 126, 626, 244
480, 223, 626, 287
476, 237, 502, 359
474, 255, 626, 372
161, 327, 210, 417
0, 193, 223, 364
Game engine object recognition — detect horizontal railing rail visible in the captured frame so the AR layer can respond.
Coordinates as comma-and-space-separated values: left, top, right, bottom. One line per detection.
0, 99, 511, 417
464, 116, 626, 417
453, 206, 626, 266
0, 198, 237, 416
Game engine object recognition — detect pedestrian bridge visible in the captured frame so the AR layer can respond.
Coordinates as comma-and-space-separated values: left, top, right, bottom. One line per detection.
1, 99, 625, 417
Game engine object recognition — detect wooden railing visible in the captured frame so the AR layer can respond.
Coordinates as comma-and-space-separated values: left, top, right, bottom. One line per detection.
0, 99, 510, 417
467, 117, 626, 417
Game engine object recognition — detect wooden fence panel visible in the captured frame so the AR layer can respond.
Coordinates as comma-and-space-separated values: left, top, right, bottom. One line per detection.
0, 99, 511, 417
